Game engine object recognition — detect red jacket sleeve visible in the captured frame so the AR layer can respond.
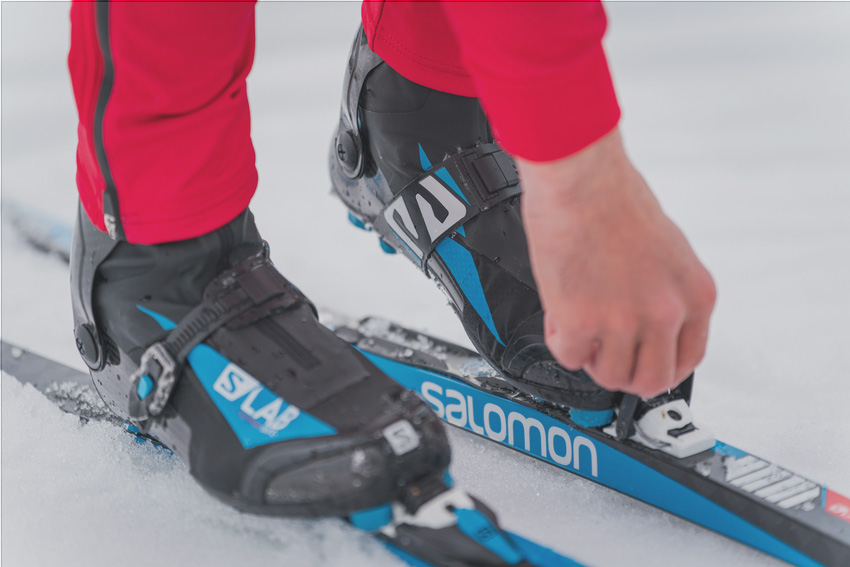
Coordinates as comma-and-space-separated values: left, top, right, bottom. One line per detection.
441, 1, 620, 161
363, 1, 621, 162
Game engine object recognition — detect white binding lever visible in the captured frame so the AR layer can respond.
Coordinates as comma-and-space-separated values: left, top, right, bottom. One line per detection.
628, 399, 715, 458
380, 488, 475, 538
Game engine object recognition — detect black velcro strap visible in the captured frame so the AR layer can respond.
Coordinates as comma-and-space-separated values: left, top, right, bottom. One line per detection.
457, 144, 520, 209
375, 144, 521, 269
129, 249, 304, 421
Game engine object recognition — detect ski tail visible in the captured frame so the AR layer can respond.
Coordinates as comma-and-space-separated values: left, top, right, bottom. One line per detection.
2, 201, 72, 263
351, 488, 586, 567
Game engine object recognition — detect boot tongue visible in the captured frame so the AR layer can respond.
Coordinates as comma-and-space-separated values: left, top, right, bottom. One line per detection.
359, 62, 491, 194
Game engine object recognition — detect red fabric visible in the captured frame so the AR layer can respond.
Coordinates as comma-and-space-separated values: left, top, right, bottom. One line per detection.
69, 1, 619, 244
363, 1, 621, 161
69, 0, 258, 244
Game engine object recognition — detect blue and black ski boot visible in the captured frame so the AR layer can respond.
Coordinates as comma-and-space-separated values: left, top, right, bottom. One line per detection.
70, 205, 453, 516
70, 204, 550, 566
330, 28, 631, 424
329, 28, 707, 442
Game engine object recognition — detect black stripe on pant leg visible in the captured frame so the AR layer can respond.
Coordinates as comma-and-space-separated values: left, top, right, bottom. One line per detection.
93, 0, 125, 240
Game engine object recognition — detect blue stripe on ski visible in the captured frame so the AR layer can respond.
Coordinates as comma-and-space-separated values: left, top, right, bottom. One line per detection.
383, 533, 585, 567
360, 350, 828, 567
454, 508, 523, 564
713, 440, 748, 458
4, 201, 73, 258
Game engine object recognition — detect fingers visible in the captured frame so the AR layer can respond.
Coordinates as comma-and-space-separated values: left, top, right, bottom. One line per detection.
627, 325, 678, 397
581, 320, 678, 398
675, 315, 711, 384
584, 330, 638, 392
544, 312, 598, 369
547, 301, 709, 398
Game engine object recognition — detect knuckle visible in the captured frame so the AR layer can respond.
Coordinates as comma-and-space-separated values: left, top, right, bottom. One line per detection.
694, 272, 718, 313
549, 342, 585, 370
563, 311, 602, 338
648, 300, 684, 329
585, 366, 622, 391
606, 310, 640, 336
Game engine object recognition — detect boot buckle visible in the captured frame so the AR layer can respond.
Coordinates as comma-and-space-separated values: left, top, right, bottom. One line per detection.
130, 342, 177, 419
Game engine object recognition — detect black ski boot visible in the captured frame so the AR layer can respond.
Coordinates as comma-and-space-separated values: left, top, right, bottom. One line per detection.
70, 205, 544, 566
70, 205, 451, 516
330, 28, 626, 427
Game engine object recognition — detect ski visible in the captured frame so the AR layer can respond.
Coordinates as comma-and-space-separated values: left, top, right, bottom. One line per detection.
0, 339, 587, 567
6, 203, 849, 566
2, 201, 73, 264
327, 317, 850, 567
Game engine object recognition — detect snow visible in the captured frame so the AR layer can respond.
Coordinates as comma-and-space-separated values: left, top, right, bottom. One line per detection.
2, 2, 848, 566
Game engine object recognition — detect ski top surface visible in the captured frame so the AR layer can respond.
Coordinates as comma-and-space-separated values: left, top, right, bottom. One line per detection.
324, 316, 850, 567
0, 339, 587, 567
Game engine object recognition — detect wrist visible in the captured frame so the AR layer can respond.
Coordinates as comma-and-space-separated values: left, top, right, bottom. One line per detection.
516, 127, 632, 206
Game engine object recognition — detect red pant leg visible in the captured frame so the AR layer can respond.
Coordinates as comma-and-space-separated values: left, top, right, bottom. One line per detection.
362, 1, 477, 97
69, 0, 258, 244
362, 1, 621, 161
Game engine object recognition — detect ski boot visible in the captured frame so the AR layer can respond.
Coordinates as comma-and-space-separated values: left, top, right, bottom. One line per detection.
70, 205, 547, 566
330, 29, 713, 457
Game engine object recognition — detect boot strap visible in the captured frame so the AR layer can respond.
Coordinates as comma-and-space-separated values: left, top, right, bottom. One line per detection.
128, 247, 305, 422
375, 143, 522, 270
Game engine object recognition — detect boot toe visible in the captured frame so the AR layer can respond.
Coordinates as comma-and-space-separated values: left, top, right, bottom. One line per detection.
502, 329, 619, 410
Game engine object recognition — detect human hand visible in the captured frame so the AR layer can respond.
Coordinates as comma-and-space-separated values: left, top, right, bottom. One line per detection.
517, 128, 716, 398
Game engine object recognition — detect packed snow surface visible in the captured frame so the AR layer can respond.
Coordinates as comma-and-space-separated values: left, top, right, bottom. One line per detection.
2, 3, 848, 566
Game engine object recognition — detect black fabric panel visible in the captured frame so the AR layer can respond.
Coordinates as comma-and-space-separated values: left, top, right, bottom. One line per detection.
462, 195, 537, 292
469, 241, 540, 346
360, 63, 491, 194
